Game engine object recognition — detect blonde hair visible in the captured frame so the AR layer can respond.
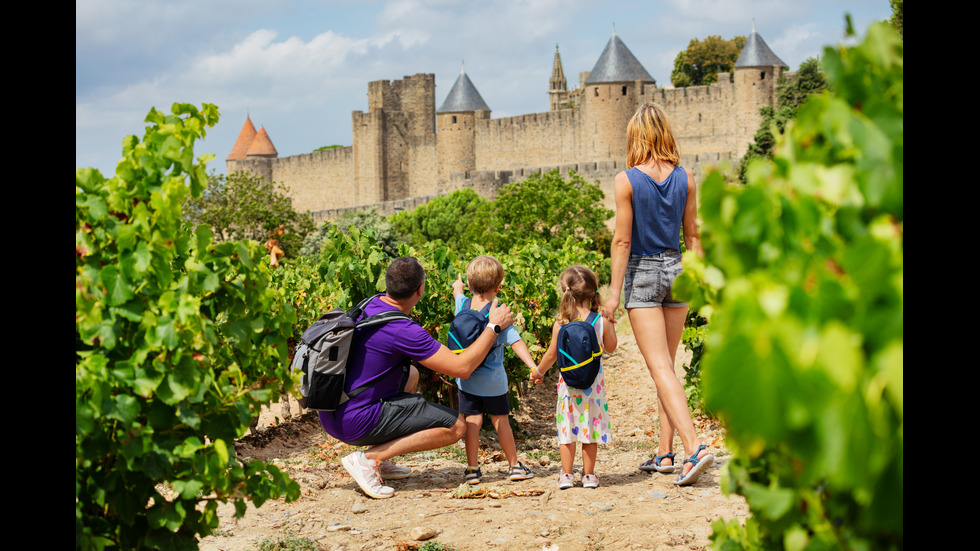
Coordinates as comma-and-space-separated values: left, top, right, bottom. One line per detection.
626, 102, 680, 168
466, 255, 505, 294
557, 265, 601, 325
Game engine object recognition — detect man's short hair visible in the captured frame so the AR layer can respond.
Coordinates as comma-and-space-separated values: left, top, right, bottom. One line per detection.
466, 255, 504, 295
386, 256, 425, 299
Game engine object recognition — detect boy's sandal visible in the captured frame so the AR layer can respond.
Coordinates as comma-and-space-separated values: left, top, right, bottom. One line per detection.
673, 445, 714, 486
639, 452, 676, 473
509, 462, 534, 481
465, 466, 482, 485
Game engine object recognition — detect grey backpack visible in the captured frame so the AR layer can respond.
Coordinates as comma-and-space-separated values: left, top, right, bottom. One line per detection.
291, 294, 410, 411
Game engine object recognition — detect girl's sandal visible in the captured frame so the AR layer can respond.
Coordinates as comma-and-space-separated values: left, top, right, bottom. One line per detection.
672, 445, 714, 486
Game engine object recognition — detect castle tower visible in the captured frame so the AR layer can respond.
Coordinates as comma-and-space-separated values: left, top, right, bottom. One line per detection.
583, 29, 655, 161
226, 117, 257, 174
733, 24, 787, 157
437, 64, 491, 181
549, 44, 569, 111
226, 117, 277, 182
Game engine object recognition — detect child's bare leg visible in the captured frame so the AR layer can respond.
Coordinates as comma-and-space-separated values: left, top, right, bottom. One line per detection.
582, 443, 598, 475
464, 414, 483, 467
491, 414, 518, 467
560, 443, 576, 474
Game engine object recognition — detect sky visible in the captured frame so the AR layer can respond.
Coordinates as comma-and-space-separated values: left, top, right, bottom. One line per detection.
76, 0, 893, 177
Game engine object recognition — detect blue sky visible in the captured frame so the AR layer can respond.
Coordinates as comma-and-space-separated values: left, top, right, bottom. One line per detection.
76, 0, 893, 177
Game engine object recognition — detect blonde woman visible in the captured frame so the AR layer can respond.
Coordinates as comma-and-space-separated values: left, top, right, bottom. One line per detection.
603, 103, 713, 485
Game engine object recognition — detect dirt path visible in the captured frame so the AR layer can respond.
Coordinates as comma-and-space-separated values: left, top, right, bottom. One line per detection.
199, 335, 748, 551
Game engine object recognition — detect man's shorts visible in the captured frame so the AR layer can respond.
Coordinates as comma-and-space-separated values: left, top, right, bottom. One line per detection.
457, 388, 511, 416
347, 393, 460, 447
624, 250, 688, 309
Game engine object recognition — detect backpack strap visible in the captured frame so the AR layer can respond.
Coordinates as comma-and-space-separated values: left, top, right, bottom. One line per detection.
344, 293, 412, 400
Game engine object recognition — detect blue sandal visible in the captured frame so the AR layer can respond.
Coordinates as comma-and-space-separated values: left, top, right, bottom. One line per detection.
639, 453, 676, 473
673, 445, 714, 486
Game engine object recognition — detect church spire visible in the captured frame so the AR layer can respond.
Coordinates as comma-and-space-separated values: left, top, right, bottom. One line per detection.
549, 44, 570, 111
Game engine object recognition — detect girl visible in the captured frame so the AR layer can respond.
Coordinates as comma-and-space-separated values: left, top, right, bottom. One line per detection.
531, 265, 617, 489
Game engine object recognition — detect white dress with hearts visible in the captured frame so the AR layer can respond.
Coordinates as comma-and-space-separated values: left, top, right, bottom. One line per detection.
555, 317, 611, 445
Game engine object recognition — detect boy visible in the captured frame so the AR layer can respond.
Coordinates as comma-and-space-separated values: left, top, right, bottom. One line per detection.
452, 256, 536, 484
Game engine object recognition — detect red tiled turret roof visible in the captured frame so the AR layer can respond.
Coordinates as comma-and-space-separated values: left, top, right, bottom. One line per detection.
227, 117, 257, 160
246, 127, 278, 157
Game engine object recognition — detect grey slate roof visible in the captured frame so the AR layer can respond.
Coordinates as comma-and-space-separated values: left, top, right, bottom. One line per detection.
438, 66, 491, 113
734, 31, 787, 68
585, 32, 655, 84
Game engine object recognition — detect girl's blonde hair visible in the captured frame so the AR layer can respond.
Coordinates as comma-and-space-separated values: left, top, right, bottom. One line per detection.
558, 265, 601, 325
626, 102, 680, 168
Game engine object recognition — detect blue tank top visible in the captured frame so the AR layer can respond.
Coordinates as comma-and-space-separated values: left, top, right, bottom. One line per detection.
626, 165, 688, 255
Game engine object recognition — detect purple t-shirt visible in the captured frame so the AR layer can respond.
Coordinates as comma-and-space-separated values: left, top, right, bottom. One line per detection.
318, 296, 442, 442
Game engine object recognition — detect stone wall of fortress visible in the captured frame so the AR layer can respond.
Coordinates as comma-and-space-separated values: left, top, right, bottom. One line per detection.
227, 68, 772, 222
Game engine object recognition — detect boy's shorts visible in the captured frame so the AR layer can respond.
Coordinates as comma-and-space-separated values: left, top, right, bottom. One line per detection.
346, 393, 460, 447
458, 388, 511, 416
624, 250, 688, 309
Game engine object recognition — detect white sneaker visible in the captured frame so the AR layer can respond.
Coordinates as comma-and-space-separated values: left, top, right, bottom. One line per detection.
582, 474, 599, 489
557, 472, 574, 490
379, 460, 412, 480
342, 451, 394, 499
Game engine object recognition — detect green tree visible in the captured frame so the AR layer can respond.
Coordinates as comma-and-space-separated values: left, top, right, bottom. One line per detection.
464, 169, 613, 254
738, 57, 827, 182
389, 188, 487, 250
670, 35, 747, 87
891, 0, 903, 39
301, 207, 405, 258
76, 103, 300, 549
677, 21, 902, 549
183, 172, 315, 258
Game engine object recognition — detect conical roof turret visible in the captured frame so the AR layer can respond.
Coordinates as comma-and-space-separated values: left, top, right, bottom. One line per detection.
585, 29, 654, 84
246, 127, 278, 157
227, 117, 257, 160
734, 27, 787, 68
438, 64, 491, 113
551, 44, 566, 84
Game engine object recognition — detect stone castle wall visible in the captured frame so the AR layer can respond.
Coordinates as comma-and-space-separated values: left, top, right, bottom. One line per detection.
228, 64, 775, 220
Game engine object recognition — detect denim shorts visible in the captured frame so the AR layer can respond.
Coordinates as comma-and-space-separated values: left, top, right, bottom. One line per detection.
624, 250, 688, 308
347, 393, 460, 447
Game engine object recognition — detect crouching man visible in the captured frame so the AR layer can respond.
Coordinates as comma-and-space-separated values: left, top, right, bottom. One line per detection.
319, 256, 514, 498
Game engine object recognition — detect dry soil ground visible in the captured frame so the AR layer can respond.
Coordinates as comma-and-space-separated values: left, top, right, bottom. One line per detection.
198, 332, 748, 551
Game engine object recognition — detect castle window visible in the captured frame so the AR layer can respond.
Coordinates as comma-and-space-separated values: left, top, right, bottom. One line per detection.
594, 87, 599, 97
622, 86, 627, 95
452, 116, 457, 124
760, 72, 765, 80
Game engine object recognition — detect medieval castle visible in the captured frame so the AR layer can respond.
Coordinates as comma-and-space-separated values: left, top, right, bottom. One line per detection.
226, 28, 787, 221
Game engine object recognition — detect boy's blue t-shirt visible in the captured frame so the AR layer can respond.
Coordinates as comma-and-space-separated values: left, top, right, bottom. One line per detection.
453, 294, 521, 397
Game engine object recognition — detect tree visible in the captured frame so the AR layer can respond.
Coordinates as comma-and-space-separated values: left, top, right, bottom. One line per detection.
76, 103, 300, 549
389, 188, 487, 250
463, 169, 613, 254
891, 0, 903, 39
183, 172, 315, 258
670, 35, 747, 87
738, 57, 827, 182
300, 207, 405, 258
678, 22, 903, 549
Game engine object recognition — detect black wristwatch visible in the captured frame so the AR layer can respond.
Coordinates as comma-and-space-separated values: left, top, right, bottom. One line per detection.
487, 323, 501, 334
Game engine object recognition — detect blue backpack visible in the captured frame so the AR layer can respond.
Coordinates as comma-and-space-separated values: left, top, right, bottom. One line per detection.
448, 297, 492, 354
557, 312, 602, 389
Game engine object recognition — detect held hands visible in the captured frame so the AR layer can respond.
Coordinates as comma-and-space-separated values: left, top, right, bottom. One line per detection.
529, 366, 545, 385
602, 296, 621, 324
487, 298, 514, 329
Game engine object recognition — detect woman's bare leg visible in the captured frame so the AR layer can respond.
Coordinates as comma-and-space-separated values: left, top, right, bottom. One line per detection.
629, 306, 707, 476
656, 306, 688, 466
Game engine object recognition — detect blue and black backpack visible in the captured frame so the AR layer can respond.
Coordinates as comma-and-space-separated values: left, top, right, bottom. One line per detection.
448, 297, 492, 354
557, 312, 602, 389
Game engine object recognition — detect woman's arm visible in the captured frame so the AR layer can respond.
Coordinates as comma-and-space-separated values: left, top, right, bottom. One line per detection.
682, 168, 703, 258
604, 171, 634, 317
